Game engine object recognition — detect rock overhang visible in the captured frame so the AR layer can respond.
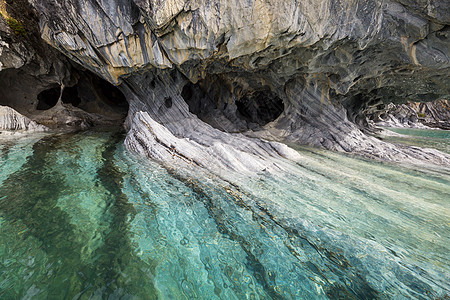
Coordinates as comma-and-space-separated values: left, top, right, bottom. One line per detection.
0, 0, 448, 168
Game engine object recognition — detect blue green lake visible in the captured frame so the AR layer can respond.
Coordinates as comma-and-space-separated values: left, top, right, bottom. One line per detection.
383, 127, 450, 154
0, 128, 448, 299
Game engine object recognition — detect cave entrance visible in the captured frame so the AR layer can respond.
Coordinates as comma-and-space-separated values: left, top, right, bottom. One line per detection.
61, 86, 81, 107
35, 72, 128, 125
64, 71, 128, 117
181, 82, 207, 116
36, 87, 60, 110
92, 77, 128, 111
235, 90, 284, 126
180, 79, 285, 132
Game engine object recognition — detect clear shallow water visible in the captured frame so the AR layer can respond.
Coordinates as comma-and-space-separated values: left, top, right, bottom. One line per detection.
383, 127, 450, 154
0, 130, 448, 299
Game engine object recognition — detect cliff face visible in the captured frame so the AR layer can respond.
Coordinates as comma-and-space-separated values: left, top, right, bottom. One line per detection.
369, 99, 450, 129
0, 0, 129, 128
1, 0, 449, 168
0, 0, 72, 114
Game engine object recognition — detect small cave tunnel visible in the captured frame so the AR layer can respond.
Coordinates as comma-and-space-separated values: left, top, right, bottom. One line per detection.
235, 90, 284, 126
61, 86, 81, 107
35, 72, 128, 118
91, 76, 128, 112
181, 82, 209, 116
180, 78, 285, 131
36, 85, 84, 110
36, 86, 60, 110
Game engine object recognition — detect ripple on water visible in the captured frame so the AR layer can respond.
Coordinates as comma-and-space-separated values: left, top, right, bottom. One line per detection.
0, 129, 448, 299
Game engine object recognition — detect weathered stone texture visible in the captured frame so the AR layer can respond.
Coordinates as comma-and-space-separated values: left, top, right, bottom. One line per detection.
1, 0, 449, 169
0, 105, 47, 131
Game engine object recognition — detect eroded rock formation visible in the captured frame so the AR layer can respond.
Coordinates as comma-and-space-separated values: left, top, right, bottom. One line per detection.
0, 0, 129, 128
0, 105, 47, 131
370, 99, 450, 129
0, 0, 449, 170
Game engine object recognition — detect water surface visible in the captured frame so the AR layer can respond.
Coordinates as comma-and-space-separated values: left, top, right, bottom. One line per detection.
383, 127, 450, 154
0, 129, 448, 299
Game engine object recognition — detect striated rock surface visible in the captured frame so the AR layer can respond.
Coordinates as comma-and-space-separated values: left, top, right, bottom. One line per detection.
0, 0, 448, 169
0, 0, 129, 128
0, 105, 47, 131
0, 0, 73, 112
370, 99, 450, 129
0, 2, 448, 298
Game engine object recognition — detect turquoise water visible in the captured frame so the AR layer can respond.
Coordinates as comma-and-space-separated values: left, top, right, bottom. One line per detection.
383, 127, 450, 153
0, 129, 449, 299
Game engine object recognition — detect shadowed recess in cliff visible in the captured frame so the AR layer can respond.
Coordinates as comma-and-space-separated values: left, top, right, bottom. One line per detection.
61, 85, 81, 107
180, 77, 285, 133
235, 90, 284, 126
181, 81, 213, 118
61, 71, 129, 116
37, 85, 90, 110
36, 86, 60, 110
90, 75, 128, 111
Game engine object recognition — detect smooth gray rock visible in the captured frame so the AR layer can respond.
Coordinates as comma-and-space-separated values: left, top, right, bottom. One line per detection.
372, 100, 450, 129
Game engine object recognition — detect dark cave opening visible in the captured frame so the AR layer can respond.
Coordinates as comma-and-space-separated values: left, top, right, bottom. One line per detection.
35, 71, 128, 122
93, 76, 128, 111
181, 82, 208, 116
61, 86, 81, 107
235, 90, 284, 126
181, 82, 193, 103
181, 79, 284, 132
36, 86, 60, 110
36, 76, 128, 114
164, 97, 173, 108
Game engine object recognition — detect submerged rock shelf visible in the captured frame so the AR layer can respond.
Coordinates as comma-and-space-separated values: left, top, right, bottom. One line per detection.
0, 132, 450, 299
0, 130, 449, 299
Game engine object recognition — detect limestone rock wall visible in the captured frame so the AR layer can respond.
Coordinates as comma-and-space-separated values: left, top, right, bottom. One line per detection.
4, 0, 450, 168
0, 0, 76, 117
29, 0, 449, 93
0, 0, 130, 128
372, 99, 450, 129
0, 105, 47, 131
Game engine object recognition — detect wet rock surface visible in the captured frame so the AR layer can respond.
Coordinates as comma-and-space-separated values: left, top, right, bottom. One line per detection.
0, 2, 449, 299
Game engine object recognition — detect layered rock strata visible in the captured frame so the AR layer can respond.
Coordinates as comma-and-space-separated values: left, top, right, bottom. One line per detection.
0, 105, 47, 131
1, 0, 449, 169
370, 99, 450, 129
